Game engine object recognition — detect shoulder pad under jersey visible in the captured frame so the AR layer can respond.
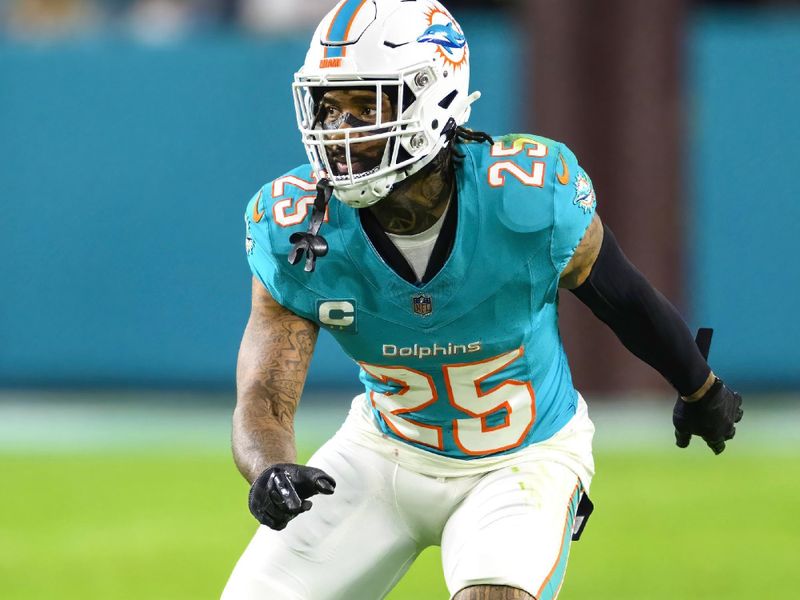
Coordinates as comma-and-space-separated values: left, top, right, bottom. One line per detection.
461, 133, 597, 272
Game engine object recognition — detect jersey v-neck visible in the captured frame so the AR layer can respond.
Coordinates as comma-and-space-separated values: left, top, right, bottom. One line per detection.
358, 192, 458, 286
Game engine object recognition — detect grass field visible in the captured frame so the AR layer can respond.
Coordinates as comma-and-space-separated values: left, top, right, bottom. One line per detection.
1, 396, 797, 599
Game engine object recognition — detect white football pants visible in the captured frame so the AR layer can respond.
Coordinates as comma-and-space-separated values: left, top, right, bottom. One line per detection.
222, 396, 594, 600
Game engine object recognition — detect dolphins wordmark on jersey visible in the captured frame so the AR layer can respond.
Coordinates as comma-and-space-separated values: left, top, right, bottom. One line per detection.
245, 134, 596, 459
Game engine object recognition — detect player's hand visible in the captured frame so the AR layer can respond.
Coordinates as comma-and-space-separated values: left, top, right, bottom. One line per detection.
673, 378, 743, 455
248, 463, 336, 530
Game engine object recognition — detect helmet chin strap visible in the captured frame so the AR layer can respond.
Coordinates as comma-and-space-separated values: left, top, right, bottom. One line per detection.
334, 169, 397, 209
331, 133, 403, 208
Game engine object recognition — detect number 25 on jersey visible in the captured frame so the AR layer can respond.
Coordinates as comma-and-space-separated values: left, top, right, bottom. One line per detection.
256, 172, 329, 228
487, 137, 548, 188
361, 347, 536, 456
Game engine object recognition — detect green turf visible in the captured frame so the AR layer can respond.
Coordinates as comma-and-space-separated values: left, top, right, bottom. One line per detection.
0, 447, 796, 599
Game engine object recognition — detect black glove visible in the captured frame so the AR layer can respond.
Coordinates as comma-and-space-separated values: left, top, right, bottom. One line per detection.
248, 463, 336, 530
673, 378, 743, 455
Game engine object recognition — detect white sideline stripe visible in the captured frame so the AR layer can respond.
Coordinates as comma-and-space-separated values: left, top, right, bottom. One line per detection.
0, 392, 797, 453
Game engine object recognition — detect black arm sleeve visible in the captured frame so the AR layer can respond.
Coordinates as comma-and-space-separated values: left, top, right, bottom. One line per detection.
570, 224, 711, 396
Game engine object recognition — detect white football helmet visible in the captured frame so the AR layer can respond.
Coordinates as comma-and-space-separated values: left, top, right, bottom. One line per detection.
292, 0, 481, 208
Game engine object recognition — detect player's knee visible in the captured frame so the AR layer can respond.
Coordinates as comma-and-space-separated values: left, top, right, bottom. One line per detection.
453, 584, 536, 600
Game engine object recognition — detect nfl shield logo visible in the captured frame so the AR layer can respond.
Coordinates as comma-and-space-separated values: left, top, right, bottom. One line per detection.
412, 294, 433, 316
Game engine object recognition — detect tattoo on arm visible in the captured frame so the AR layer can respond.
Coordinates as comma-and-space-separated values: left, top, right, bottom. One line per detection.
559, 214, 604, 289
232, 279, 319, 482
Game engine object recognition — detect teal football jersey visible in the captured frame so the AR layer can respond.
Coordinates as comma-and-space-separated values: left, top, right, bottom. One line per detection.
245, 134, 596, 459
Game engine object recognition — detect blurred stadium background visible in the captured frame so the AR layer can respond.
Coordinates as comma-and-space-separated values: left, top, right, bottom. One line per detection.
1, 0, 798, 598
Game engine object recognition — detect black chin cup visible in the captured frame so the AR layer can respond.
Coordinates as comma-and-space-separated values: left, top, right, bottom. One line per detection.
288, 179, 333, 272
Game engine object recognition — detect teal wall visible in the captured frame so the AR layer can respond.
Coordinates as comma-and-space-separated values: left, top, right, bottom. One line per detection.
0, 14, 520, 388
688, 11, 800, 389
1, 11, 797, 390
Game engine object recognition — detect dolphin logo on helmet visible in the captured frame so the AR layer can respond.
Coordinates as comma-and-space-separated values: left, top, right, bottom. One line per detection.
416, 22, 466, 55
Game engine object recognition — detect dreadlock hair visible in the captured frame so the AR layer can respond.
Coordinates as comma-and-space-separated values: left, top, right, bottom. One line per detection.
443, 119, 494, 161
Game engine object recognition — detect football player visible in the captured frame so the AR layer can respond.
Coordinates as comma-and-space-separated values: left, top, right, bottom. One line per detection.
222, 1, 743, 599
